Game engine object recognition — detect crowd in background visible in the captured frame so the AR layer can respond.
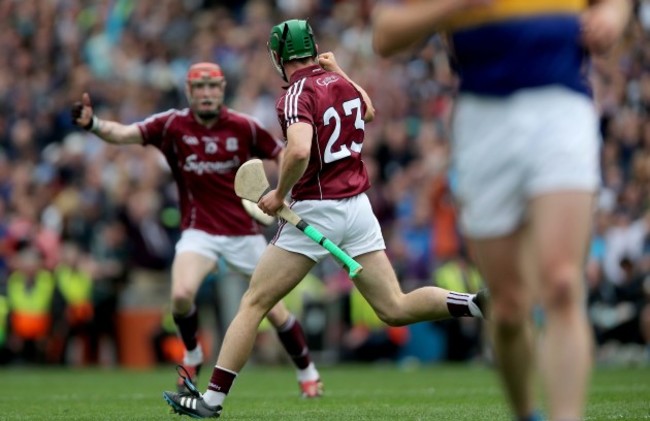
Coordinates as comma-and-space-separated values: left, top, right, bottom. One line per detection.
0, 0, 648, 367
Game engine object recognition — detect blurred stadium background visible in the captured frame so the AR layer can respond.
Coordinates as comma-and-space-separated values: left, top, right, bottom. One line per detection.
0, 0, 648, 379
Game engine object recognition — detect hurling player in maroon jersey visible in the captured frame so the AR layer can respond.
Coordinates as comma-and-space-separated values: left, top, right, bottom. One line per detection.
71, 62, 322, 398
160, 20, 488, 419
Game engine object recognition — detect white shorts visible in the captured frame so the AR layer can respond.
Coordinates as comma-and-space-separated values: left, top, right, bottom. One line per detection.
451, 86, 601, 238
175, 229, 267, 276
272, 193, 386, 262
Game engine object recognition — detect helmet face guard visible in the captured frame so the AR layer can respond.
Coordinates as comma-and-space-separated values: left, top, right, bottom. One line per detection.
267, 19, 316, 82
267, 23, 289, 81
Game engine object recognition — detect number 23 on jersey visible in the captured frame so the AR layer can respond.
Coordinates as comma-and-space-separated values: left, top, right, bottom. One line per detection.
323, 97, 364, 164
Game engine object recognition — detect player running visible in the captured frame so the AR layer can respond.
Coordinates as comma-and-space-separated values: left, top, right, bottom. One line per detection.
162, 20, 488, 418
71, 62, 323, 398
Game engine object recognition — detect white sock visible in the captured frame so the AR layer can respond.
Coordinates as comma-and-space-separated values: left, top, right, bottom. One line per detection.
183, 345, 204, 367
297, 362, 319, 382
202, 390, 226, 407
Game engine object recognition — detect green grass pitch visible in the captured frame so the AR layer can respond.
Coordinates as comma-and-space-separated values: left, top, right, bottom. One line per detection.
0, 363, 647, 420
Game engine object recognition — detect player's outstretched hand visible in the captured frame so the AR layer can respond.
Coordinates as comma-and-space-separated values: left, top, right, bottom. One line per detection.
71, 92, 95, 130
318, 52, 341, 74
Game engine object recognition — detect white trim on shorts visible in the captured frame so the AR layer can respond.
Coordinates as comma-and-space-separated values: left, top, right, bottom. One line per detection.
272, 193, 386, 262
451, 86, 601, 238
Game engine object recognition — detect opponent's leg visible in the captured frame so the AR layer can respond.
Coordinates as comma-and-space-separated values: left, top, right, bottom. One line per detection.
530, 192, 594, 421
469, 231, 537, 420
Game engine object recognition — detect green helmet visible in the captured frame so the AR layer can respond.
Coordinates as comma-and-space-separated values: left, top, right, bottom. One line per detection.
267, 19, 317, 82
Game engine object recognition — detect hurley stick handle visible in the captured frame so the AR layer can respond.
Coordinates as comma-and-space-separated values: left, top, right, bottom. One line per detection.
277, 207, 363, 278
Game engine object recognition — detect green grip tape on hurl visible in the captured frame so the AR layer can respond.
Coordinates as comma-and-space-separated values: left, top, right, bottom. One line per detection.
302, 225, 363, 278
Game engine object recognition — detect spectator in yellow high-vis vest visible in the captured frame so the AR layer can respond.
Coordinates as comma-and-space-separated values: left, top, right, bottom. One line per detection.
56, 242, 94, 327
6, 246, 56, 363
54, 242, 95, 365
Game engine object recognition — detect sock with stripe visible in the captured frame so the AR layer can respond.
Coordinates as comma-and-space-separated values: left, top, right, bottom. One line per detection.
446, 292, 481, 317
203, 366, 237, 407
276, 314, 319, 381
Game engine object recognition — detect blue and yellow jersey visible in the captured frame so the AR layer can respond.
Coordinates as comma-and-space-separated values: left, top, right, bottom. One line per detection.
443, 0, 590, 96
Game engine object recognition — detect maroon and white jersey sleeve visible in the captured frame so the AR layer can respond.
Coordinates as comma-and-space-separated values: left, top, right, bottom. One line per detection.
137, 109, 177, 150
137, 107, 283, 236
276, 65, 370, 200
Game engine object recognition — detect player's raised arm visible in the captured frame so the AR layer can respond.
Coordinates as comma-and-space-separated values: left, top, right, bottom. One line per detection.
318, 52, 375, 123
371, 0, 492, 58
71, 92, 143, 145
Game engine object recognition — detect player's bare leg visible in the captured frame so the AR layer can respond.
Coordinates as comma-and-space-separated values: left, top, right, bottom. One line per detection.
469, 231, 537, 420
170, 251, 216, 391
352, 250, 486, 326
531, 192, 594, 421
202, 245, 316, 408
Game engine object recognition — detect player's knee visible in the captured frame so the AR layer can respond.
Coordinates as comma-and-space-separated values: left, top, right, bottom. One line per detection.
376, 312, 403, 327
371, 294, 411, 326
374, 306, 408, 327
240, 288, 275, 315
541, 265, 582, 312
171, 290, 194, 314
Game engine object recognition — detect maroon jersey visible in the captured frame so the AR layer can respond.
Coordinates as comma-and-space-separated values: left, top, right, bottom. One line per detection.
137, 106, 283, 235
276, 65, 370, 200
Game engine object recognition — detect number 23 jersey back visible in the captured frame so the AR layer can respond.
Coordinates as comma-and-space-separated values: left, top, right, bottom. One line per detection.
276, 65, 370, 201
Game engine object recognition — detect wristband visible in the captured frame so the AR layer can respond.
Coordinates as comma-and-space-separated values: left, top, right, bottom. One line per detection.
86, 115, 100, 132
